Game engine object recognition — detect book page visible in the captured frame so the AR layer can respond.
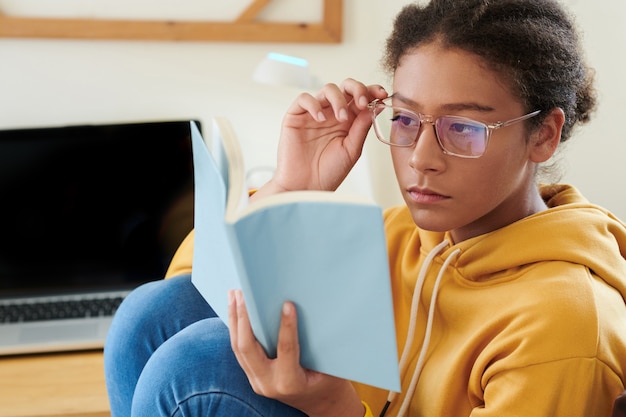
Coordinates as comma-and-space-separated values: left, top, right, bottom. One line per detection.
211, 117, 249, 217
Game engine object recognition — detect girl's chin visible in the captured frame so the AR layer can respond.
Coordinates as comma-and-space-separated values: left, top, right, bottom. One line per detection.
407, 209, 452, 233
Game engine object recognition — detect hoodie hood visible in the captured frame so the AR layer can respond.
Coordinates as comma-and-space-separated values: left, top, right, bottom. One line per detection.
449, 184, 626, 299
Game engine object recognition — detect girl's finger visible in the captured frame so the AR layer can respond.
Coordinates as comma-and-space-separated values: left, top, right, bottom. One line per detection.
287, 83, 359, 123
284, 92, 328, 122
275, 301, 302, 373
315, 83, 355, 121
340, 79, 389, 110
284, 80, 388, 124
228, 290, 266, 382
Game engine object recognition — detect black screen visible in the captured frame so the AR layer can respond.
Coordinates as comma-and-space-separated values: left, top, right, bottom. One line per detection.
0, 120, 198, 296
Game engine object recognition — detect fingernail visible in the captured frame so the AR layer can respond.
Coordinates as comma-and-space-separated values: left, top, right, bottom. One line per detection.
282, 302, 293, 316
317, 111, 326, 122
359, 96, 368, 108
339, 108, 349, 121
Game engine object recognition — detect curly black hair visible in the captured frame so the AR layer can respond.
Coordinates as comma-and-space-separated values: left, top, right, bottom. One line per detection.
383, 0, 596, 144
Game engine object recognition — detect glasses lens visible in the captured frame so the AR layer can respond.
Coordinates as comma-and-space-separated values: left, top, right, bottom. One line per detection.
375, 106, 420, 146
435, 116, 487, 157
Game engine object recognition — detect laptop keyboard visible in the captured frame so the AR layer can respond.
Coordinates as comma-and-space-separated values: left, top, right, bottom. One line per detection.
0, 296, 124, 323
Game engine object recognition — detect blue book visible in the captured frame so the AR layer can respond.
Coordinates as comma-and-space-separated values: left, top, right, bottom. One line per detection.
190, 119, 400, 392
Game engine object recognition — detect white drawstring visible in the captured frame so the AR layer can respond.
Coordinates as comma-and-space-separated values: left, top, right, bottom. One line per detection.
396, 247, 461, 417
379, 240, 461, 417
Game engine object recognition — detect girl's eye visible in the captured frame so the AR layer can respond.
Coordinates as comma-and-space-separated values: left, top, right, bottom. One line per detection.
391, 114, 418, 128
448, 122, 482, 135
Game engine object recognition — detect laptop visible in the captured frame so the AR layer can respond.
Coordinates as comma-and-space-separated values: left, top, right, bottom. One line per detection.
0, 120, 198, 355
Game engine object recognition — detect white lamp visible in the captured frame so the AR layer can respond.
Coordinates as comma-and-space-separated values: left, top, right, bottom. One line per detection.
253, 52, 318, 90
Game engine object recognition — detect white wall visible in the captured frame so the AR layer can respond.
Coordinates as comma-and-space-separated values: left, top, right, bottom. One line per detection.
0, 0, 624, 219
559, 0, 626, 220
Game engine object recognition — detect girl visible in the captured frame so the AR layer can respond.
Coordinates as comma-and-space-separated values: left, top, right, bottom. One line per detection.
105, 0, 626, 416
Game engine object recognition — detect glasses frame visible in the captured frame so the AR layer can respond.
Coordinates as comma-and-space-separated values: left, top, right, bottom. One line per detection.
368, 98, 541, 158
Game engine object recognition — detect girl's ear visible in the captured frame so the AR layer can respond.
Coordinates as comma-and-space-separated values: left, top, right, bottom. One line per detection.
529, 107, 565, 163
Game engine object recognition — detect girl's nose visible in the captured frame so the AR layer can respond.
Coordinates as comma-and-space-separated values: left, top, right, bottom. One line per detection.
408, 123, 446, 173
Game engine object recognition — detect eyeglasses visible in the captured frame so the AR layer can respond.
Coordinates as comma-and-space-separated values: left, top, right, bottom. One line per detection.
368, 98, 541, 158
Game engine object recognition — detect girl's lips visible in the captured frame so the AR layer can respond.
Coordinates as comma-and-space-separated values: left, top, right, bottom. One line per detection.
407, 187, 449, 204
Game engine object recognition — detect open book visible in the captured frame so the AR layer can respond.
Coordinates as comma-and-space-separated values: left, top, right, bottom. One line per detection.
190, 119, 400, 391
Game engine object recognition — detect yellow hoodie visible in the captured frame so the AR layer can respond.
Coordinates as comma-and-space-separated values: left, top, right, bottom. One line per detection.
355, 184, 626, 417
166, 184, 626, 417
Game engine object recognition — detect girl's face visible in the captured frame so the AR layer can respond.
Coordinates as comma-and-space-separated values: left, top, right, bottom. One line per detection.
391, 43, 546, 242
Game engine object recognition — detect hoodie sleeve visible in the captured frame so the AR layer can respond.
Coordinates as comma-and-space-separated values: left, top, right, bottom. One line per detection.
165, 230, 194, 278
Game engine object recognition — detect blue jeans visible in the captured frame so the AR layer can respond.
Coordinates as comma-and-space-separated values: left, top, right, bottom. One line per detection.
104, 275, 306, 417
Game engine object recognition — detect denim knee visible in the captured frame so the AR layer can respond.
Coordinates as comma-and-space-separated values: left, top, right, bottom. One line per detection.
131, 318, 306, 417
106, 275, 216, 355
105, 275, 216, 417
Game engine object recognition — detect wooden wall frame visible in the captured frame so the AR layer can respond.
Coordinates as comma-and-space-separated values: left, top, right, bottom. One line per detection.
0, 0, 342, 43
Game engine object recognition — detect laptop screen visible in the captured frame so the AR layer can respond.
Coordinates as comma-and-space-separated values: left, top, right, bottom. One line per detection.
0, 120, 197, 297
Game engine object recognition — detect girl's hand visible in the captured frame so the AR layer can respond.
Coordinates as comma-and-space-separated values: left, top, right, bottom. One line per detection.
252, 79, 388, 200
228, 290, 365, 417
